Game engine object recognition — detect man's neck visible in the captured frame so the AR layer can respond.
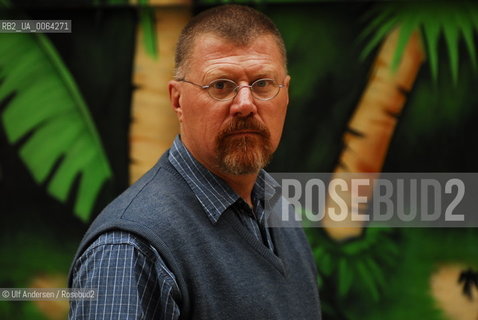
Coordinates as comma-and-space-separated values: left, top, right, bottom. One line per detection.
179, 138, 259, 207
213, 170, 258, 208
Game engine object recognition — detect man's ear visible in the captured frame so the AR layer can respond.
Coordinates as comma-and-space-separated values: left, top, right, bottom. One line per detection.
284, 75, 291, 105
169, 80, 183, 123
284, 75, 291, 88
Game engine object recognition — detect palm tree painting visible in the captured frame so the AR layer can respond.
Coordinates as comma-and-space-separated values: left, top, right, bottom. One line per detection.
309, 2, 478, 320
1, 1, 478, 319
129, 3, 190, 184
0, 0, 190, 222
322, 1, 478, 241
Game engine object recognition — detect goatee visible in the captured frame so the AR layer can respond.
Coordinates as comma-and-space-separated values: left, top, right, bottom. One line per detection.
216, 117, 273, 175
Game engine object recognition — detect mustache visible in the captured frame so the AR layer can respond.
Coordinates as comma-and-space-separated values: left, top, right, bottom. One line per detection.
218, 117, 271, 139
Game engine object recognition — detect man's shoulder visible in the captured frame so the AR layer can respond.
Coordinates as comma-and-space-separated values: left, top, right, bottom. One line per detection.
69, 155, 201, 286
75, 154, 201, 256
81, 230, 155, 258
103, 155, 196, 221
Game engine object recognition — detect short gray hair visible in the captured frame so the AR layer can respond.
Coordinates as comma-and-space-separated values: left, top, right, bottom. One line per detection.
174, 4, 287, 79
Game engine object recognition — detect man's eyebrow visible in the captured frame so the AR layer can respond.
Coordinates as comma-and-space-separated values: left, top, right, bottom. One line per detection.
202, 71, 278, 83
254, 72, 275, 79
203, 73, 231, 82
202, 70, 233, 82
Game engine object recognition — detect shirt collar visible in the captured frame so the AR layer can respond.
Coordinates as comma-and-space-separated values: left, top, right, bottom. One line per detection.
168, 136, 280, 224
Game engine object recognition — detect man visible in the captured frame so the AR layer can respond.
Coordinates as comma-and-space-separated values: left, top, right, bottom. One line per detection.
69, 4, 321, 319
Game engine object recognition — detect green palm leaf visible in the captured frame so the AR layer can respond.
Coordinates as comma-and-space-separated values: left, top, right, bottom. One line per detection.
356, 260, 379, 302
138, 0, 158, 59
307, 228, 400, 302
337, 258, 353, 297
0, 32, 112, 221
361, 1, 478, 83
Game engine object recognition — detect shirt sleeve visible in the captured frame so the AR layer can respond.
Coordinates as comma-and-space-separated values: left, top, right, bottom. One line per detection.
69, 231, 181, 320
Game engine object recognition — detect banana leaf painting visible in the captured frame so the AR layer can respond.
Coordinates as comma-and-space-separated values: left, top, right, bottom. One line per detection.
0, 29, 112, 221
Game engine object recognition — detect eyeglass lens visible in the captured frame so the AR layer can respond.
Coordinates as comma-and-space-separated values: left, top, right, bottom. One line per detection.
208, 79, 279, 101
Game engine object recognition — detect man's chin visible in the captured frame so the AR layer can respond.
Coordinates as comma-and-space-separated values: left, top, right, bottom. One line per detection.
218, 147, 271, 176
216, 133, 273, 175
220, 160, 261, 176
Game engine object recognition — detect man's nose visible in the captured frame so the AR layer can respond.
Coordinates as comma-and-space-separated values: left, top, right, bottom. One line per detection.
230, 85, 257, 117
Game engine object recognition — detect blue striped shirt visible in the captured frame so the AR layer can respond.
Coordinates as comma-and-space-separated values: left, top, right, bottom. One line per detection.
69, 136, 279, 319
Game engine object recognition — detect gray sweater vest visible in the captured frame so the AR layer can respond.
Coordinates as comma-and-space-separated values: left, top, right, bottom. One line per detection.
70, 152, 321, 320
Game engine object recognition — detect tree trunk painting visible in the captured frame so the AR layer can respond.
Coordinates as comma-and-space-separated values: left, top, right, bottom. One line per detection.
129, 3, 190, 184
322, 28, 425, 241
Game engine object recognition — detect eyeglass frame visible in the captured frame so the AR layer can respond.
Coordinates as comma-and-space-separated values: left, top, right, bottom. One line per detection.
178, 78, 286, 101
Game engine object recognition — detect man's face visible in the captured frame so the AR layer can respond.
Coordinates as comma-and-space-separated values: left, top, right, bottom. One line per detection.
169, 33, 290, 177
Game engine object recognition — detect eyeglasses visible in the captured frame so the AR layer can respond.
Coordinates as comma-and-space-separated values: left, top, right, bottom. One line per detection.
179, 78, 286, 101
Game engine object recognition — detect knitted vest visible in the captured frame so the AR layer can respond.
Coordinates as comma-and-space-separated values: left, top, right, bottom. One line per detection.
69, 152, 321, 320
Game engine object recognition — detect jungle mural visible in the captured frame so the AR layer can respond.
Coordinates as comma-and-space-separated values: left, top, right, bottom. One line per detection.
0, 0, 477, 319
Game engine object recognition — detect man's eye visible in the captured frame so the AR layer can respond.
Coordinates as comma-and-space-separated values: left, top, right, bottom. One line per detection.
255, 80, 270, 88
213, 81, 227, 89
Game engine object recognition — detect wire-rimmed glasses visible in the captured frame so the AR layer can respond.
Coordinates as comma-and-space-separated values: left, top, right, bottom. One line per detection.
179, 78, 285, 101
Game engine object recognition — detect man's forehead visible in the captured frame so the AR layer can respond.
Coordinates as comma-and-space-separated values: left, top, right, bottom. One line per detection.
187, 33, 286, 72
193, 33, 281, 53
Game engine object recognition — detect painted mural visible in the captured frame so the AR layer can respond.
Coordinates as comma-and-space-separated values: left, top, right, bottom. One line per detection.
1, 1, 477, 319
